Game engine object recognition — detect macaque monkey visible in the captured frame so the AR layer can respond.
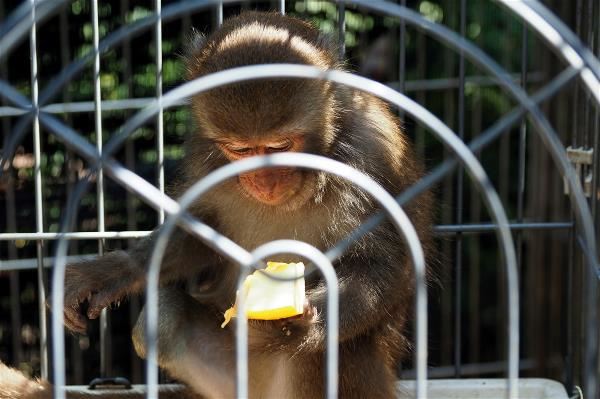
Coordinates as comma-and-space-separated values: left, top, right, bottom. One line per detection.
50, 11, 432, 399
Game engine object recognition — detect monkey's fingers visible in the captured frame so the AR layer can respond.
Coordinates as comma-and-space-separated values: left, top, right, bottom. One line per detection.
64, 305, 88, 334
285, 301, 318, 325
299, 299, 318, 322
86, 286, 127, 320
47, 293, 89, 334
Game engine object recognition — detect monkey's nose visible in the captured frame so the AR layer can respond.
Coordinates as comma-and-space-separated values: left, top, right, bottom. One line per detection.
254, 174, 279, 194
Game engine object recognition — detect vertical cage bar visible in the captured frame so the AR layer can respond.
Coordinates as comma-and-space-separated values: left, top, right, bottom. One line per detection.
453, 0, 466, 378
593, 9, 600, 391
582, 0, 593, 148
60, 3, 85, 383
398, 0, 406, 96
583, 0, 599, 376
338, 3, 345, 59
414, 30, 426, 157
440, 0, 456, 368
155, 0, 165, 224
279, 0, 285, 15
29, 0, 48, 380
0, 0, 23, 370
516, 24, 529, 387
590, 14, 600, 394
584, 253, 599, 396
592, 0, 600, 223
566, 228, 575, 394
121, 0, 143, 383
571, 0, 582, 148
217, 3, 224, 26
91, 0, 109, 377
467, 0, 483, 363
516, 28, 527, 278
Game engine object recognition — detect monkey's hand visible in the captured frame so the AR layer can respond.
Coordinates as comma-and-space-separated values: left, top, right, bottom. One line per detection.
248, 299, 320, 352
58, 251, 146, 334
278, 300, 319, 337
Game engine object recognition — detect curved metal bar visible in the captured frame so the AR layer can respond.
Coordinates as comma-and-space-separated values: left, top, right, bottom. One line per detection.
344, 0, 597, 274
340, 2, 600, 395
4, 1, 591, 397
346, 0, 600, 107
328, 66, 579, 261
0, 79, 31, 108
38, 112, 251, 265
0, 0, 68, 62
232, 267, 251, 399
145, 153, 426, 398
491, 4, 600, 392
4, 1, 597, 292
40, 114, 252, 268
244, 241, 338, 399
96, 64, 517, 398
40, 62, 516, 397
496, 0, 600, 100
53, 0, 596, 299
50, 171, 96, 399
1, 0, 243, 166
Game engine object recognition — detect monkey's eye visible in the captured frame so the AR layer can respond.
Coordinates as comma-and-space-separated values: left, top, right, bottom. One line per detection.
266, 140, 292, 152
226, 146, 252, 155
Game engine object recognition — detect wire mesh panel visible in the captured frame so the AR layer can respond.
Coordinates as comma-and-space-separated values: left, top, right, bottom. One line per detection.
0, 1, 599, 398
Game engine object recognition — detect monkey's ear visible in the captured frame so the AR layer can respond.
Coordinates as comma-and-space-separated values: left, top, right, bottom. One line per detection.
182, 28, 207, 80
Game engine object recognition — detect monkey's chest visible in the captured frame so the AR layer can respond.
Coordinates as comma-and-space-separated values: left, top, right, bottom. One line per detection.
250, 354, 294, 399
220, 209, 336, 255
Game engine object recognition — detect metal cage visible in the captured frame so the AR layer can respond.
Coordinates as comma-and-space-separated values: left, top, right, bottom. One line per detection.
0, 1, 599, 398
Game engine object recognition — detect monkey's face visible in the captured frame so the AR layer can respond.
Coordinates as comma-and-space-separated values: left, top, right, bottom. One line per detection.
216, 134, 316, 209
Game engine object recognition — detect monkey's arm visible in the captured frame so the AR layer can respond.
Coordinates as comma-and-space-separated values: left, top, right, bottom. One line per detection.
61, 227, 214, 334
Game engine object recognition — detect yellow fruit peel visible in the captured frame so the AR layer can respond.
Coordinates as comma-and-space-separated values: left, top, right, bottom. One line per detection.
221, 262, 305, 328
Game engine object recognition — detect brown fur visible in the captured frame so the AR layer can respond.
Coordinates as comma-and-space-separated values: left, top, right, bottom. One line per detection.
47, 11, 433, 399
0, 362, 49, 399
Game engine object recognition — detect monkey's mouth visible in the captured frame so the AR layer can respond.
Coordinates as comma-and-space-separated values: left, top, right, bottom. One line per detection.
240, 181, 300, 206
237, 171, 308, 209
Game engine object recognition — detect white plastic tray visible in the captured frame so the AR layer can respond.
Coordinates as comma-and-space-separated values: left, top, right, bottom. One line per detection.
397, 379, 569, 399
63, 378, 569, 398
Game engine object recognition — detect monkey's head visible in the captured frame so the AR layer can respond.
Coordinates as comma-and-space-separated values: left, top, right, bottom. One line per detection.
184, 12, 342, 211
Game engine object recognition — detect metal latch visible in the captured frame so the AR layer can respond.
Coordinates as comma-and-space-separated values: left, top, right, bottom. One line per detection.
565, 146, 593, 197
88, 377, 132, 390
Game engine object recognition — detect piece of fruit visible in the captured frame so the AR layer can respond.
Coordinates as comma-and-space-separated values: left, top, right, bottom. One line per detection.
221, 262, 305, 328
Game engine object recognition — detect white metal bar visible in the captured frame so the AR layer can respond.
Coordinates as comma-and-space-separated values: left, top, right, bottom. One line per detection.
155, 0, 164, 223
0, 221, 572, 243
0, 73, 546, 117
91, 0, 109, 377
0, 231, 152, 241
337, 3, 345, 58
0, 255, 98, 272
217, 2, 223, 26
29, 0, 48, 380
144, 153, 425, 399
92, 0, 105, 249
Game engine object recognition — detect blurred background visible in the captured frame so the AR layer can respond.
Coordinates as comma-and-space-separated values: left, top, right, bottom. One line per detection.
0, 0, 598, 396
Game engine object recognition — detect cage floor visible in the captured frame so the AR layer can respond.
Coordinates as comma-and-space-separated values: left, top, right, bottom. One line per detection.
63, 378, 569, 398
397, 378, 569, 398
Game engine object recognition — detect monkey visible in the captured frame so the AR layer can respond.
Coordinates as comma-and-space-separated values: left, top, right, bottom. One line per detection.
50, 11, 433, 399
